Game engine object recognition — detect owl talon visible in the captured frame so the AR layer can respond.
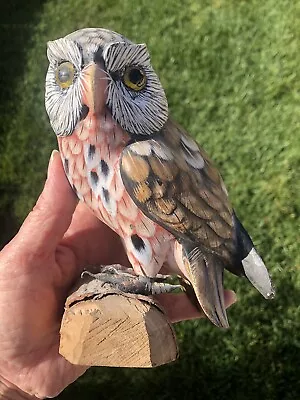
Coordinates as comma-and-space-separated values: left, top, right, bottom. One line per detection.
99, 264, 136, 278
153, 273, 174, 281
81, 268, 182, 296
138, 275, 183, 295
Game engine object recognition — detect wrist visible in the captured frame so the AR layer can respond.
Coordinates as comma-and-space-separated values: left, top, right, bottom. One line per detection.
0, 380, 38, 400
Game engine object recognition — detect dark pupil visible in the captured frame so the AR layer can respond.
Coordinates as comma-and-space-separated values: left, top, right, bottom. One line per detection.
129, 68, 144, 85
58, 66, 71, 83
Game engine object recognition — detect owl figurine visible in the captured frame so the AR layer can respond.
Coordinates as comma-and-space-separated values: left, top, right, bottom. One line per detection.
45, 28, 274, 328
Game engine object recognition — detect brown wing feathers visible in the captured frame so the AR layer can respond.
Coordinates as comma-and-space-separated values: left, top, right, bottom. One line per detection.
120, 120, 234, 261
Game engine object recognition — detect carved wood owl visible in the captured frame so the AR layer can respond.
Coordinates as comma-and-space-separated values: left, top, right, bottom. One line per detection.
45, 28, 274, 328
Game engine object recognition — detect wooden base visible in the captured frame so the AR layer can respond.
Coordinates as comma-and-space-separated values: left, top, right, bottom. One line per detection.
59, 271, 178, 367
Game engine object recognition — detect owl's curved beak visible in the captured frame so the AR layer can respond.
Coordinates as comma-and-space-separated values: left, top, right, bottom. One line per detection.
81, 63, 108, 115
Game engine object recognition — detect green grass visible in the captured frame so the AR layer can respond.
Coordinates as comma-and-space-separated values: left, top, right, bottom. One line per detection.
1, 0, 300, 398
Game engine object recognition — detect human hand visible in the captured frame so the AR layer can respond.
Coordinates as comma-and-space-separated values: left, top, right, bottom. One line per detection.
0, 151, 236, 398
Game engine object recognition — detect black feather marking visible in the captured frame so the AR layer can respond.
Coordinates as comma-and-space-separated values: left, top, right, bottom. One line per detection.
88, 144, 96, 160
100, 159, 109, 177
80, 104, 89, 121
131, 234, 145, 252
90, 171, 99, 185
233, 212, 254, 260
102, 187, 110, 203
64, 158, 69, 175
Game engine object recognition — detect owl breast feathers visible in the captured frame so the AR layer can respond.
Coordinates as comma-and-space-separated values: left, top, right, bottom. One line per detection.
45, 28, 274, 328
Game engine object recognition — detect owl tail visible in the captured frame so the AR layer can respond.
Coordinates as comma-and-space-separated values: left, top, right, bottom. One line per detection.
230, 213, 275, 299
182, 244, 229, 329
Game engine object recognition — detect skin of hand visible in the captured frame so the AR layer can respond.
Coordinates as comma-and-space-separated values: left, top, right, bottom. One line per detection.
0, 150, 236, 399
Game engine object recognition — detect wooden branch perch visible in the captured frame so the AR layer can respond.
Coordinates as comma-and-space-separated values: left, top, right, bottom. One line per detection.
59, 271, 178, 368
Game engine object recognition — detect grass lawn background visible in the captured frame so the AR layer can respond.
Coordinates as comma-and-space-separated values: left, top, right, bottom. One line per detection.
1, 0, 299, 398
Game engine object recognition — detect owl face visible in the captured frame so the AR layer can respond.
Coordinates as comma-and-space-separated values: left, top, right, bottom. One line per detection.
45, 28, 168, 137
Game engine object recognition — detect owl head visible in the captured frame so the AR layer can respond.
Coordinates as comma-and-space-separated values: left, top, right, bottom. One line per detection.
45, 28, 168, 137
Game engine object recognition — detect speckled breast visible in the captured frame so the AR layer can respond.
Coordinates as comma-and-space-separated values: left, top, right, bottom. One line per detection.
58, 109, 174, 276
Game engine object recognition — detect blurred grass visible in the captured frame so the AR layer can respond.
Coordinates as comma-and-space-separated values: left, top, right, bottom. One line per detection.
0, 0, 49, 243
1, 0, 299, 399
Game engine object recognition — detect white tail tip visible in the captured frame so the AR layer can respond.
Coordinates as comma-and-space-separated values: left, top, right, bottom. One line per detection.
242, 248, 275, 299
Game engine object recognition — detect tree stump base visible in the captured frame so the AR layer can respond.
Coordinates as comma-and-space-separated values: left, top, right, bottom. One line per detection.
59, 270, 178, 368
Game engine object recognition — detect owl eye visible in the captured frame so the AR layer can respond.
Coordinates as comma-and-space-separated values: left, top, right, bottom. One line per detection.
55, 61, 75, 89
123, 66, 147, 91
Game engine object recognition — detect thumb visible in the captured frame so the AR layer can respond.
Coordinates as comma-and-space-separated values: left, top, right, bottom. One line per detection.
16, 150, 78, 254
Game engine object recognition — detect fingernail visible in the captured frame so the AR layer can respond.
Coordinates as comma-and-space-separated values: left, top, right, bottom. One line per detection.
50, 149, 59, 164
47, 150, 59, 178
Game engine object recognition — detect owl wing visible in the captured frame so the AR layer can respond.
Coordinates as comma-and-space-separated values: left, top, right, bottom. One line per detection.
120, 119, 235, 263
120, 119, 236, 328
120, 119, 274, 328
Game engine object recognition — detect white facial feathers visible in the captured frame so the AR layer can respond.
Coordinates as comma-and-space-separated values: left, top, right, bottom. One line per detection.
103, 42, 168, 135
47, 38, 82, 67
103, 42, 150, 70
45, 38, 83, 136
45, 28, 169, 137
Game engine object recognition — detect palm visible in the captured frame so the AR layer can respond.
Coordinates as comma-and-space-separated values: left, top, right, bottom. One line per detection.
0, 220, 86, 398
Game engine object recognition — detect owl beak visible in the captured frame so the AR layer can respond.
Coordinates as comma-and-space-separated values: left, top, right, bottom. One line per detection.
81, 63, 108, 115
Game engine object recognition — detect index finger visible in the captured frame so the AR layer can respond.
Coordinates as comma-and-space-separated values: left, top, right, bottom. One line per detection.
157, 290, 237, 323
15, 151, 78, 255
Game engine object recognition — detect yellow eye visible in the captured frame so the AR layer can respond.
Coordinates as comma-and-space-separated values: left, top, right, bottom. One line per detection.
55, 62, 75, 89
123, 66, 147, 91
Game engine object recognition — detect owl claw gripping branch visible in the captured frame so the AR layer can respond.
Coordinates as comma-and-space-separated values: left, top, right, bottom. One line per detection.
45, 28, 274, 329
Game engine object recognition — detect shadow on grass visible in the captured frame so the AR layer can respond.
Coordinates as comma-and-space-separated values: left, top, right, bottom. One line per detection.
0, 1, 48, 247
0, 1, 47, 118
0, 186, 19, 248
